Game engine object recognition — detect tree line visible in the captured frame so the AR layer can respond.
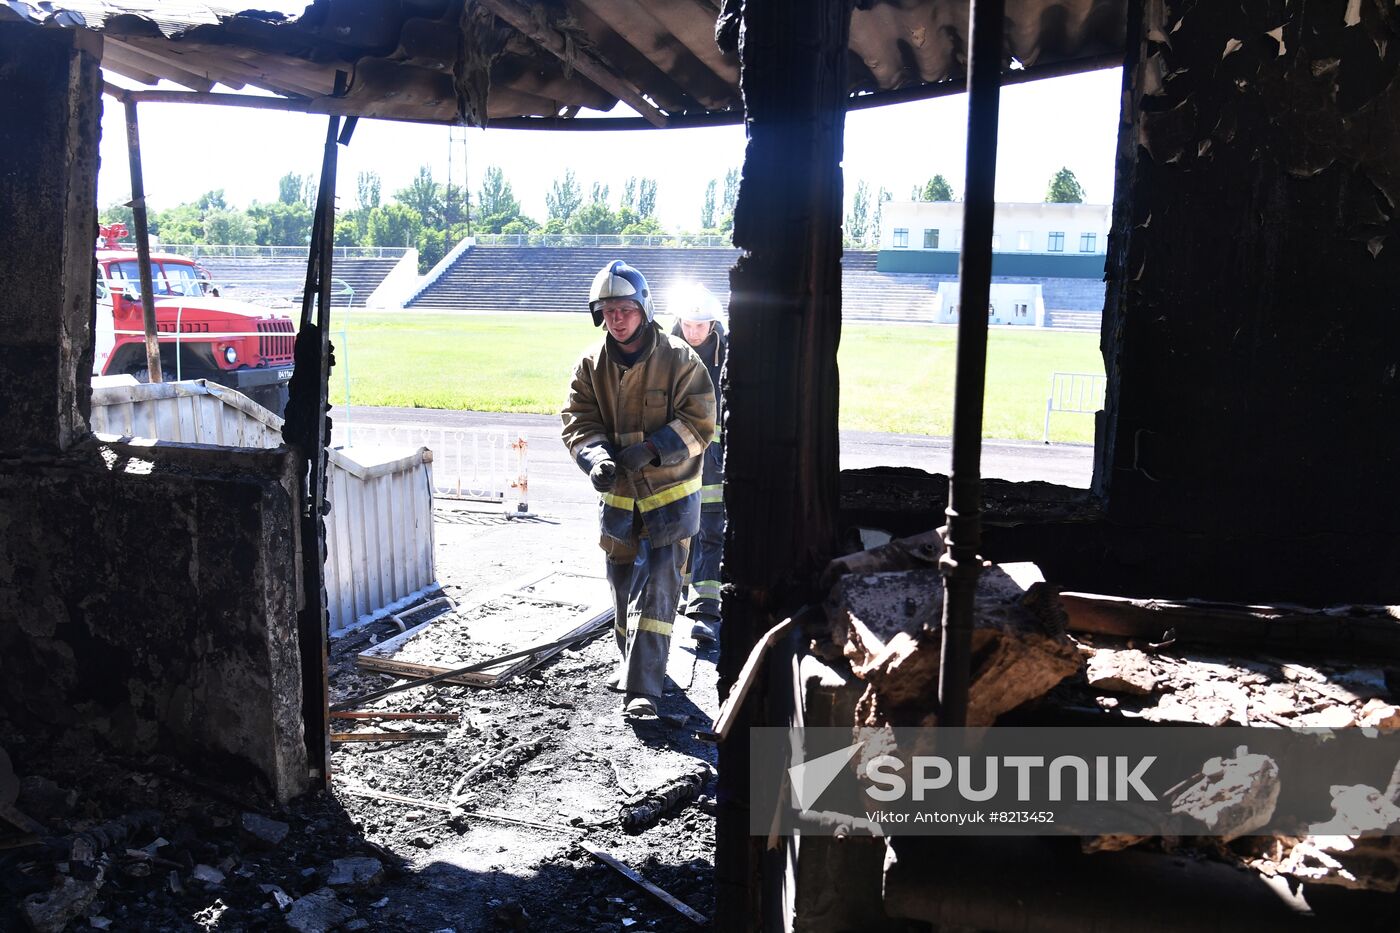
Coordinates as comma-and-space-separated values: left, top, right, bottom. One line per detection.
101, 166, 685, 273
100, 163, 1088, 266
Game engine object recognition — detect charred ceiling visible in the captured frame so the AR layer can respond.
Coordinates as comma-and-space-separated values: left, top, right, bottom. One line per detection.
0, 0, 1127, 126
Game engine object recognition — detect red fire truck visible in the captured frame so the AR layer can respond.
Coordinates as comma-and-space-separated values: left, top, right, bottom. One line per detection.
94, 223, 296, 414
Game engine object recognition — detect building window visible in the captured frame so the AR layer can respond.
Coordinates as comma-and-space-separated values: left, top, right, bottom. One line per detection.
893, 228, 909, 248
923, 229, 939, 249
1014, 302, 1029, 318
1017, 231, 1032, 251
1080, 232, 1097, 252
1048, 231, 1065, 252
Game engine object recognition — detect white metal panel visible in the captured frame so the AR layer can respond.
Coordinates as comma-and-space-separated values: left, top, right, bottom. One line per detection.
88, 380, 438, 633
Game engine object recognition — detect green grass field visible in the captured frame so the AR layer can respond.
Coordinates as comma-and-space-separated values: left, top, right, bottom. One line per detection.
329, 313, 1104, 442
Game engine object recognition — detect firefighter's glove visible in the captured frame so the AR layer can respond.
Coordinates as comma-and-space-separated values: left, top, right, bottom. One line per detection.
589, 459, 617, 492
619, 441, 660, 473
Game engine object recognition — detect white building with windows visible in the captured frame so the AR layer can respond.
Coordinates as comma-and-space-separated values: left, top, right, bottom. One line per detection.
878, 200, 1111, 257
866, 200, 1111, 329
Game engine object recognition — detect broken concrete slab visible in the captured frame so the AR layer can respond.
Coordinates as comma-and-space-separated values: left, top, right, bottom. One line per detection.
827, 563, 1079, 727
1170, 749, 1279, 841
287, 887, 357, 933
1360, 701, 1400, 731
21, 874, 102, 933
1283, 833, 1400, 893
1085, 648, 1157, 695
240, 811, 290, 848
327, 856, 385, 888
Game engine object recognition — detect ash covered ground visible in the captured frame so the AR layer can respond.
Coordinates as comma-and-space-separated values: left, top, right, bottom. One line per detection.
2, 499, 721, 932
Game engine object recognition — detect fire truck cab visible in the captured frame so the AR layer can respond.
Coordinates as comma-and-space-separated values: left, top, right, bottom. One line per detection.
94, 223, 296, 415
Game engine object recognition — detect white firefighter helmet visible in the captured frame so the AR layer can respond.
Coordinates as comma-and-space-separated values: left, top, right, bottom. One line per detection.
671, 282, 724, 325
588, 260, 653, 326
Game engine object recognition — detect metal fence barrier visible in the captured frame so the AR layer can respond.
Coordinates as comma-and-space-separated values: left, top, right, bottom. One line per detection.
1044, 371, 1106, 443
331, 423, 529, 512
472, 233, 734, 248
156, 244, 411, 260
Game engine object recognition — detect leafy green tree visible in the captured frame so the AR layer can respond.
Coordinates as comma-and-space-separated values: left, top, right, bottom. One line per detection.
871, 186, 892, 242
277, 172, 312, 206
204, 209, 255, 245
638, 178, 657, 219
1045, 167, 1085, 203
622, 177, 638, 212
621, 215, 664, 237
721, 168, 739, 216
356, 171, 382, 211
196, 190, 229, 213
395, 166, 445, 227
365, 203, 422, 248
700, 179, 717, 230
847, 180, 870, 246
478, 166, 520, 218
567, 200, 623, 235
499, 217, 539, 236
100, 202, 136, 233
153, 203, 204, 243
922, 174, 955, 201
335, 213, 364, 247
589, 181, 610, 205
249, 201, 313, 246
546, 170, 582, 221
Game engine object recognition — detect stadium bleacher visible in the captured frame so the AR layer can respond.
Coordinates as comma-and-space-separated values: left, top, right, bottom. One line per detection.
197, 256, 403, 309
406, 245, 1105, 329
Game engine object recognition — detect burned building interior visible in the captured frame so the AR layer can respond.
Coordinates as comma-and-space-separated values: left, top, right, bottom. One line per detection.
2, 0, 1399, 930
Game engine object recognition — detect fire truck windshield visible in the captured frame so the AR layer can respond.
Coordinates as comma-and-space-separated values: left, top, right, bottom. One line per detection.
109, 260, 213, 298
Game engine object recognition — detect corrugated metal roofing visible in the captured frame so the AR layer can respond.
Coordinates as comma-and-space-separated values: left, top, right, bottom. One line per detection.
0, 0, 1126, 126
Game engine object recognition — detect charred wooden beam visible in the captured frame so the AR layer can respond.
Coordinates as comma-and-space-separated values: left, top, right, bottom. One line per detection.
718, 0, 853, 928
475, 0, 669, 127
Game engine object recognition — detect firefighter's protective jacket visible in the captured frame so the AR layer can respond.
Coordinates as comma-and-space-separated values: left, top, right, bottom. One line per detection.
562, 323, 716, 551
671, 319, 727, 512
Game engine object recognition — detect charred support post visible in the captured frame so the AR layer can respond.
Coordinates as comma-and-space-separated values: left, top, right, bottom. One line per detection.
121, 98, 163, 383
284, 83, 346, 787
938, 0, 1006, 728
718, 0, 851, 928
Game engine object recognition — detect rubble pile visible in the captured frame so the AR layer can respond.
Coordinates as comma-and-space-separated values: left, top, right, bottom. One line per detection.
820, 531, 1082, 727
0, 601, 721, 932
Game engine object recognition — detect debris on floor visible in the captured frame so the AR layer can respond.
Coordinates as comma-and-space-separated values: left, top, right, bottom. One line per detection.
819, 531, 1081, 728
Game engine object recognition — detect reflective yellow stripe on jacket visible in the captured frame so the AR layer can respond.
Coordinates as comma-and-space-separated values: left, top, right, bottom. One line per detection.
602, 475, 702, 513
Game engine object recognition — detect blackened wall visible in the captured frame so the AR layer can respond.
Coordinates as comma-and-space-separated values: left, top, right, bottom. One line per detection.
1097, 0, 1400, 603
0, 23, 309, 802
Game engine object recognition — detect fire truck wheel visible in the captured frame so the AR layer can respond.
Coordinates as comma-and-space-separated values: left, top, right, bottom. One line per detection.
130, 365, 177, 384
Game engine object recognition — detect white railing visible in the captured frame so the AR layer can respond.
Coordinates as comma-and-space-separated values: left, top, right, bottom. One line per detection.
86, 380, 439, 633
472, 233, 734, 248
331, 423, 529, 513
154, 244, 412, 261
1044, 371, 1106, 443
405, 235, 474, 306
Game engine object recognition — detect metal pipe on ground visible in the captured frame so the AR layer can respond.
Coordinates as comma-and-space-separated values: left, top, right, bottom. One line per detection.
938, 0, 1006, 728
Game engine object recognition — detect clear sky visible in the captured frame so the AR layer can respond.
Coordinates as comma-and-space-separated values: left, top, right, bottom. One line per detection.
96, 61, 1123, 233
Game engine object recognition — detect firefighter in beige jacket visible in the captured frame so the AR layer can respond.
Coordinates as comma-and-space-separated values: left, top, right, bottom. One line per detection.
561, 261, 715, 720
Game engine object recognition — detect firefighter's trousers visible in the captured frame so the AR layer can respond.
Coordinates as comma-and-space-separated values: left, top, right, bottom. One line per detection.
684, 508, 723, 626
605, 534, 690, 701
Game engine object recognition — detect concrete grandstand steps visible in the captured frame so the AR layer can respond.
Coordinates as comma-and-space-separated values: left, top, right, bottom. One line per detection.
1044, 311, 1103, 331
405, 245, 1101, 326
407, 246, 741, 313
200, 257, 402, 308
